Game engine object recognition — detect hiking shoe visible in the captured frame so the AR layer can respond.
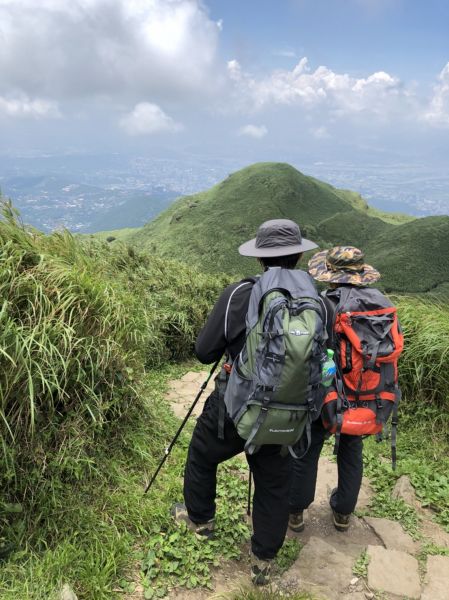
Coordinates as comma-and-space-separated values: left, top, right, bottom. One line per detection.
288, 510, 305, 533
332, 509, 350, 531
170, 503, 215, 540
329, 488, 350, 532
250, 553, 272, 586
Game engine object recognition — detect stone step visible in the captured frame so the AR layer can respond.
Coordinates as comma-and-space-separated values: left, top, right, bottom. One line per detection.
363, 516, 418, 554
421, 555, 449, 600
366, 545, 421, 599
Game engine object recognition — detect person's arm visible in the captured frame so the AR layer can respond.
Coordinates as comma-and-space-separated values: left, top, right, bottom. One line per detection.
195, 286, 231, 364
195, 280, 253, 364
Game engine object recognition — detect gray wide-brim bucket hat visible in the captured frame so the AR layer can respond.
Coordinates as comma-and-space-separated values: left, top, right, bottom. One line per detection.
239, 219, 318, 258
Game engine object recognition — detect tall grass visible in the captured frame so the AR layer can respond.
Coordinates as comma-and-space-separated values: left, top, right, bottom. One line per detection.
0, 198, 225, 545
396, 296, 449, 413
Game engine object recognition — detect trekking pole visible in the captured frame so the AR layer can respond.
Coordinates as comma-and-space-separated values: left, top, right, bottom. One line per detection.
247, 468, 252, 517
143, 358, 222, 495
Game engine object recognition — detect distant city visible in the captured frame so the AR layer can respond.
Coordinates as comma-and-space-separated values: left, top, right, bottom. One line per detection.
0, 153, 448, 233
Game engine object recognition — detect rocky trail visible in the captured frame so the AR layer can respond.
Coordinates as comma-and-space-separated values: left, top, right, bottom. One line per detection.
146, 370, 449, 600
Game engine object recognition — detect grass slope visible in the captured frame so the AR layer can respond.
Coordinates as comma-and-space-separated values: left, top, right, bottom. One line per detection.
366, 216, 449, 293
332, 187, 414, 225
84, 227, 142, 244
0, 199, 228, 598
316, 211, 394, 248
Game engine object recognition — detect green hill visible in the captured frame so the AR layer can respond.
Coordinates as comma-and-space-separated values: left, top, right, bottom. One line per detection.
365, 216, 449, 293
132, 162, 395, 275
130, 162, 449, 293
316, 211, 395, 248
315, 205, 449, 293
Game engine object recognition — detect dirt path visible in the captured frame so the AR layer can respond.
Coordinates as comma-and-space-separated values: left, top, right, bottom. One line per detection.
147, 370, 449, 599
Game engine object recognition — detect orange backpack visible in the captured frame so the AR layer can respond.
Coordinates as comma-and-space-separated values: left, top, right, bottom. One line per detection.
321, 287, 404, 467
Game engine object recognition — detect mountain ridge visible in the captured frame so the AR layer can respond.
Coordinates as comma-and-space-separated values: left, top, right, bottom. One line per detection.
121, 162, 448, 293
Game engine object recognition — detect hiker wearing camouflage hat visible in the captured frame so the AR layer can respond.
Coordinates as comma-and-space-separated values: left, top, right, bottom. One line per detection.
289, 246, 382, 534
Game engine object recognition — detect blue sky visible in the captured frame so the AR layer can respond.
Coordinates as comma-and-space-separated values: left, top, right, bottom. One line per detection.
207, 0, 449, 80
0, 0, 448, 166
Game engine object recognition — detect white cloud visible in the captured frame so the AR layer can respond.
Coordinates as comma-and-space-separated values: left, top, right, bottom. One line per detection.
119, 102, 182, 135
424, 62, 449, 127
0, 0, 221, 101
0, 94, 60, 119
238, 124, 268, 139
311, 126, 330, 139
227, 60, 243, 82
227, 57, 409, 118
274, 49, 296, 58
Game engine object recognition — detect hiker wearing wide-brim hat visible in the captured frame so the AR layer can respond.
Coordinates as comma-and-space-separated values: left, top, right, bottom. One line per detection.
172, 218, 322, 586
308, 246, 380, 286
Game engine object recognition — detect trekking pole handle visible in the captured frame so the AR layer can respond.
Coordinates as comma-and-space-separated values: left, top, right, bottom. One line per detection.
143, 358, 222, 495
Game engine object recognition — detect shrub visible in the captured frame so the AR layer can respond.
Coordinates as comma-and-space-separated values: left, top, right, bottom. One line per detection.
396, 296, 449, 415
0, 199, 225, 515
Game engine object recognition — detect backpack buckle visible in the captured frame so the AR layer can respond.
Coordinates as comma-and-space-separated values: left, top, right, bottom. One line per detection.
266, 351, 285, 364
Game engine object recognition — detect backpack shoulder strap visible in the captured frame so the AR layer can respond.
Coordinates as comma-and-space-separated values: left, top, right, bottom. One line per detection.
242, 275, 259, 285
336, 286, 354, 312
223, 277, 258, 342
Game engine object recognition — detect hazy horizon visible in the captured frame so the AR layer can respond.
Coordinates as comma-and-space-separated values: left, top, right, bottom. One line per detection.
1, 0, 448, 229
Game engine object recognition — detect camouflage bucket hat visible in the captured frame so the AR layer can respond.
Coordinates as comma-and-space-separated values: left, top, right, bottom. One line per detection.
308, 246, 380, 286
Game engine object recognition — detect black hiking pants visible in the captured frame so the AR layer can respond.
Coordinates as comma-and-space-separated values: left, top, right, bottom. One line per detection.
184, 391, 292, 560
289, 419, 363, 516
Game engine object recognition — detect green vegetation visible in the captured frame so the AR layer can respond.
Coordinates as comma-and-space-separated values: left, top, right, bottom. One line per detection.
275, 538, 301, 574
369, 216, 449, 293
334, 188, 413, 225
315, 211, 394, 249
396, 296, 449, 415
85, 227, 142, 244
352, 550, 369, 578
128, 162, 449, 294
131, 162, 357, 275
140, 457, 251, 597
357, 295, 449, 535
0, 199, 227, 598
2, 174, 449, 599
360, 403, 449, 535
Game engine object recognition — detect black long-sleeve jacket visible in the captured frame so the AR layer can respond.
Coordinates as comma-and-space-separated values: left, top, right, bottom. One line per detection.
195, 279, 255, 364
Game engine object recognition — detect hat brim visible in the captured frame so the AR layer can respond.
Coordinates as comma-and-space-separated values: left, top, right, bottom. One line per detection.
239, 237, 318, 257
308, 250, 381, 286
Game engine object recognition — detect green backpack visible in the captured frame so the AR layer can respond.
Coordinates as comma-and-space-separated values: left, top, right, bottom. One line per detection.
223, 267, 326, 455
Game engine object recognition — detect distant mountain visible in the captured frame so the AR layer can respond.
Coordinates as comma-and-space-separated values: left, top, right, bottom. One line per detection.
0, 173, 176, 232
83, 189, 176, 233
129, 162, 449, 294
